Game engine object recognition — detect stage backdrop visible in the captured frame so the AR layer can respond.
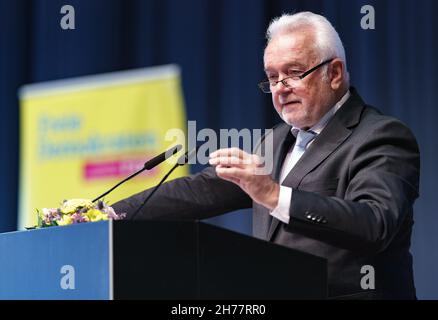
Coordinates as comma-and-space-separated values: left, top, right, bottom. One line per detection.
18, 65, 187, 229
1, 0, 437, 299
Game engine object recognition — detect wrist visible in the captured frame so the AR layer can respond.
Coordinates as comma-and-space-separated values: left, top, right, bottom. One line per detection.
265, 183, 280, 210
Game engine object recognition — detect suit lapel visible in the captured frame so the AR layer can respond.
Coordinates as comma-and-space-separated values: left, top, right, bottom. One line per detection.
253, 124, 293, 240
266, 89, 365, 241
272, 126, 295, 182
281, 119, 352, 188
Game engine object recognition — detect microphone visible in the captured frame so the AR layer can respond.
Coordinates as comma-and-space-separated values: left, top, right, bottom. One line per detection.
92, 144, 182, 203
129, 146, 197, 220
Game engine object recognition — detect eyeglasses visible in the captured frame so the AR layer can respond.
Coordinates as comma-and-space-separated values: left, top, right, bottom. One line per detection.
258, 58, 334, 93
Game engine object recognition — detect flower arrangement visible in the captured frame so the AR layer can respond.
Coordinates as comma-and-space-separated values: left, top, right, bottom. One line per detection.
37, 199, 126, 228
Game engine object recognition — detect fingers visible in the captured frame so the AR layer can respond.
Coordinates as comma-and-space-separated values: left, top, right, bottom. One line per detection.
210, 148, 248, 160
215, 166, 241, 185
216, 165, 249, 187
215, 165, 246, 179
210, 148, 267, 185
209, 148, 263, 167
209, 148, 249, 167
209, 148, 278, 209
209, 155, 247, 167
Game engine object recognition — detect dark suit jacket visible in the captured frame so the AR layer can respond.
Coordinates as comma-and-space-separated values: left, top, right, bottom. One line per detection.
113, 88, 420, 299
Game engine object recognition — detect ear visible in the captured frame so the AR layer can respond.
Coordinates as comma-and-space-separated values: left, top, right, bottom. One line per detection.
329, 59, 344, 90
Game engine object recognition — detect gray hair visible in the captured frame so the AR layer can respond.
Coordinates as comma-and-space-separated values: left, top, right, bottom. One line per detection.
266, 12, 349, 80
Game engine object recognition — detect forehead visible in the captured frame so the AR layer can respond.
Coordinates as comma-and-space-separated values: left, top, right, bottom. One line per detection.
264, 31, 317, 70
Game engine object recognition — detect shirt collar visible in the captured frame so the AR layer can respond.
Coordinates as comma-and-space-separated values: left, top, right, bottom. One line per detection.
291, 90, 351, 135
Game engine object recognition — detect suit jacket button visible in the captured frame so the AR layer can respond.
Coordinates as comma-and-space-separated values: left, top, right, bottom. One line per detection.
311, 216, 317, 221
322, 219, 327, 224
316, 216, 323, 223
306, 214, 312, 220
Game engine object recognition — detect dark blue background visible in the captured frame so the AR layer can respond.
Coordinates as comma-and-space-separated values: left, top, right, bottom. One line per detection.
1, 0, 436, 298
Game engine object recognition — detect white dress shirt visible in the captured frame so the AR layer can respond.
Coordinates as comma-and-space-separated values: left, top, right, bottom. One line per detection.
270, 90, 351, 224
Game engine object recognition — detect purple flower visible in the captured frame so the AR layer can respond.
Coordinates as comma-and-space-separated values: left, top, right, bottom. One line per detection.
38, 199, 126, 228
106, 206, 126, 220
41, 208, 61, 225
71, 212, 89, 224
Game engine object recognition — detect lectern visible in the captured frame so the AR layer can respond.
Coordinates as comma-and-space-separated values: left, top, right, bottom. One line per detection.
0, 221, 327, 299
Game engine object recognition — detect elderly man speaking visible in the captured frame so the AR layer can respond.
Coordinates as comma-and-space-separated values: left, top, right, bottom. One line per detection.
113, 12, 420, 299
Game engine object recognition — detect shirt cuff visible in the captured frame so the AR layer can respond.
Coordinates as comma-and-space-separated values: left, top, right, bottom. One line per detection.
270, 186, 292, 224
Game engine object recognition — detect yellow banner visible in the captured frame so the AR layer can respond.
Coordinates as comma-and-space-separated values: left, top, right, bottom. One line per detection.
19, 65, 187, 229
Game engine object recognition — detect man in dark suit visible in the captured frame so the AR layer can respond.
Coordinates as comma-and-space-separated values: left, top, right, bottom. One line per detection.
112, 12, 420, 299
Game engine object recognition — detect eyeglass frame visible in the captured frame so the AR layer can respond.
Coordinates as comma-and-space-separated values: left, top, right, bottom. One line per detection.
258, 58, 335, 93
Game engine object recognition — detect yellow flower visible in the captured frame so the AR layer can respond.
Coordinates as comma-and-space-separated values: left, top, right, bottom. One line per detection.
57, 215, 74, 226
84, 209, 108, 222
61, 199, 94, 214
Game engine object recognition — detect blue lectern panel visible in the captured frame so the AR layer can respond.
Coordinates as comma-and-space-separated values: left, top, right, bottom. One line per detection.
0, 221, 111, 299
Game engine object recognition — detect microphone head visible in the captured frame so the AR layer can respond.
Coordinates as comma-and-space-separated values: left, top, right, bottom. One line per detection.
144, 144, 182, 170
92, 144, 183, 203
